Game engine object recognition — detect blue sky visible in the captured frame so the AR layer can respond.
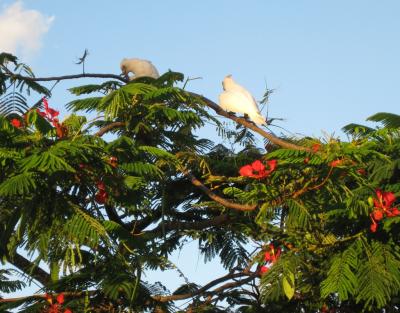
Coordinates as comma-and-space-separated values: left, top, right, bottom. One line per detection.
1, 0, 400, 301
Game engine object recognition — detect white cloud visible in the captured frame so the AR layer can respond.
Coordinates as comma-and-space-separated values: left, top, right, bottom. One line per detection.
0, 1, 54, 57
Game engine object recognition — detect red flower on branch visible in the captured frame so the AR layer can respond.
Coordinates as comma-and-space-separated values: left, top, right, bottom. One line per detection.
370, 221, 377, 233
312, 143, 321, 153
357, 168, 366, 176
330, 159, 342, 167
109, 156, 118, 168
10, 118, 22, 128
56, 293, 64, 305
260, 243, 281, 275
40, 97, 60, 121
95, 190, 108, 204
373, 190, 397, 212
44, 293, 71, 313
369, 189, 399, 232
239, 159, 277, 179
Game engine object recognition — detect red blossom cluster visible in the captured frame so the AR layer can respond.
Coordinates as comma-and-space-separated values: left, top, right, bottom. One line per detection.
10, 118, 22, 128
330, 159, 343, 167
239, 159, 277, 179
38, 98, 59, 122
259, 244, 281, 275
312, 143, 321, 153
95, 181, 108, 204
108, 156, 118, 167
370, 189, 399, 232
37, 98, 67, 138
44, 293, 72, 313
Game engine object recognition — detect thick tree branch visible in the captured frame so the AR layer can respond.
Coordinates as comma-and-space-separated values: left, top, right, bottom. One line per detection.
153, 271, 256, 302
188, 92, 311, 152
10, 73, 128, 83
94, 121, 126, 137
148, 214, 230, 235
0, 272, 256, 304
182, 169, 257, 211
0, 291, 91, 303
8, 252, 50, 286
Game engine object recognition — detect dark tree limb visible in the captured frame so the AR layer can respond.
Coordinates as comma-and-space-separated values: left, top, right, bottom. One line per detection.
182, 169, 257, 212
148, 214, 230, 235
8, 252, 50, 286
152, 271, 256, 302
9, 73, 128, 83
94, 121, 126, 137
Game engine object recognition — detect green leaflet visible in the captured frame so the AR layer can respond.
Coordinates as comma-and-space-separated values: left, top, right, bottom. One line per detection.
282, 271, 295, 300
0, 172, 36, 196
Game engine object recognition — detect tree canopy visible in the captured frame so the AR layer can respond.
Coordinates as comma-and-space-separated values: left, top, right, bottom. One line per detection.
1, 52, 400, 313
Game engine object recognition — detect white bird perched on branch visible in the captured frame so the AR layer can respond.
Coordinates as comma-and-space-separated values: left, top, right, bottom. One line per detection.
218, 75, 266, 125
120, 58, 160, 80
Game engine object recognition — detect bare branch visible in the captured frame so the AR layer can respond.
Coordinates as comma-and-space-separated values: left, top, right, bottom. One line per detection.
153, 271, 256, 302
188, 92, 311, 152
94, 121, 126, 137
7, 253, 50, 286
148, 214, 230, 235
182, 168, 257, 212
9, 72, 128, 83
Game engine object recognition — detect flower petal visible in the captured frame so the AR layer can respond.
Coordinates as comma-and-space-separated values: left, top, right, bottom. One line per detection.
251, 160, 265, 172
382, 191, 396, 207
239, 165, 254, 177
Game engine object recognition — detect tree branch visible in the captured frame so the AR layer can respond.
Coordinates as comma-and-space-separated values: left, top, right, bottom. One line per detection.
10, 73, 128, 83
8, 252, 50, 286
148, 214, 230, 235
182, 169, 257, 211
153, 271, 256, 302
94, 121, 126, 137
188, 92, 311, 152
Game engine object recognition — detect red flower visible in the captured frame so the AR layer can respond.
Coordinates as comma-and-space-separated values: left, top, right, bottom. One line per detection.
372, 209, 384, 221
357, 168, 366, 175
264, 244, 281, 263
95, 190, 108, 204
239, 165, 253, 177
304, 157, 310, 164
45, 293, 52, 304
239, 159, 277, 179
259, 266, 269, 274
370, 222, 377, 233
312, 143, 321, 153
371, 189, 399, 219
373, 190, 396, 211
109, 156, 118, 168
48, 303, 59, 313
267, 159, 277, 172
391, 208, 400, 216
330, 159, 342, 167
64, 309, 73, 313
37, 98, 60, 126
11, 118, 22, 128
96, 181, 106, 191
56, 293, 64, 304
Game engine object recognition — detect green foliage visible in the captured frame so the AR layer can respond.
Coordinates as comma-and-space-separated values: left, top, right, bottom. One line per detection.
2, 53, 400, 313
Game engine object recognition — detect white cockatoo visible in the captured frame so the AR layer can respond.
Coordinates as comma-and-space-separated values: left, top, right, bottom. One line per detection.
218, 75, 266, 125
120, 58, 160, 80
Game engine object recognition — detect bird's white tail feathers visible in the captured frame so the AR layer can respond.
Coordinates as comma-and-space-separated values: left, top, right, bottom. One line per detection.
249, 112, 267, 125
